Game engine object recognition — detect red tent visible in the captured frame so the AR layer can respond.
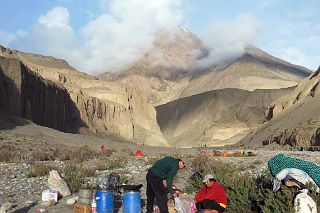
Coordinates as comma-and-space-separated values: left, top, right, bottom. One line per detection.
135, 150, 143, 157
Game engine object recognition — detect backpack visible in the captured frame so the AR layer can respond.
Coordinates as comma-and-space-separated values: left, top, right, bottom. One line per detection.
96, 172, 120, 192
106, 172, 120, 191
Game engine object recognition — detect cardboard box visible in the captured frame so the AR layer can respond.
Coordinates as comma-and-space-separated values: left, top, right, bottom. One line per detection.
74, 203, 91, 213
41, 189, 58, 202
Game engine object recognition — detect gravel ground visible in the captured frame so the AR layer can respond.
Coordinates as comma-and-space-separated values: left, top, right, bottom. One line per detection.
0, 150, 319, 213
0, 122, 319, 212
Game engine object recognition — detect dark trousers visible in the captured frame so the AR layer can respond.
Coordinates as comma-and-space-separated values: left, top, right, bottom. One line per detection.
146, 169, 168, 213
196, 199, 225, 212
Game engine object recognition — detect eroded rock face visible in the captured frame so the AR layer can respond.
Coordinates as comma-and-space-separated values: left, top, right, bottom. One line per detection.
241, 66, 320, 147
262, 128, 318, 147
265, 66, 320, 122
0, 56, 80, 133
0, 46, 167, 146
0, 66, 9, 112
71, 90, 134, 138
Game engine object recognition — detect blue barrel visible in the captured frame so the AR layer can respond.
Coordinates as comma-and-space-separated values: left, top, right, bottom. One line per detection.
96, 191, 114, 213
123, 191, 141, 213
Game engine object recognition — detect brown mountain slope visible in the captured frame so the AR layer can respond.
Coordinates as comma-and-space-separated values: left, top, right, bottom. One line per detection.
240, 66, 320, 147
156, 87, 293, 147
179, 48, 311, 98
99, 28, 311, 106
0, 45, 167, 146
99, 27, 203, 105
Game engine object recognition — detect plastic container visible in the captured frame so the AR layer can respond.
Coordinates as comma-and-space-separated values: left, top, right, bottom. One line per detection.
79, 188, 92, 199
91, 191, 97, 213
96, 190, 114, 213
123, 191, 141, 213
41, 189, 58, 202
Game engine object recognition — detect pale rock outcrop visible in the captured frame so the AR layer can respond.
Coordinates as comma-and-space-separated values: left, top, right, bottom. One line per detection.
48, 170, 71, 197
265, 66, 320, 121
69, 88, 134, 138
241, 66, 320, 147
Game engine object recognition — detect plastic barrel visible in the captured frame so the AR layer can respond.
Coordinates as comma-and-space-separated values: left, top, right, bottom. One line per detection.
96, 190, 114, 213
123, 191, 141, 213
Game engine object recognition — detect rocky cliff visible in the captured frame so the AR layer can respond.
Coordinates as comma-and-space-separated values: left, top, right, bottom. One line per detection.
0, 56, 80, 132
0, 45, 167, 146
240, 66, 320, 147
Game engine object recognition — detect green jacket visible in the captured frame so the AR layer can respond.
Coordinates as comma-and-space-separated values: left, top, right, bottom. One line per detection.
150, 156, 179, 193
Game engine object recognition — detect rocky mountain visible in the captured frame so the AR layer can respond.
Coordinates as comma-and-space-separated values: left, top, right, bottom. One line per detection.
100, 28, 311, 106
0, 45, 167, 146
240, 66, 320, 147
99, 27, 203, 105
179, 48, 311, 99
156, 87, 293, 147
0, 23, 315, 148
0, 56, 80, 133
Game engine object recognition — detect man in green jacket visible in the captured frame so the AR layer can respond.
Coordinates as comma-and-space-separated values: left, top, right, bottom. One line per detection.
146, 156, 186, 213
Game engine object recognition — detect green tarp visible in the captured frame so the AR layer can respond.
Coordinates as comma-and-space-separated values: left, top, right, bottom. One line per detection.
268, 154, 320, 186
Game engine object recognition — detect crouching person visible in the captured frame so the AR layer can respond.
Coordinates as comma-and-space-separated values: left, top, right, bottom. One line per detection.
195, 174, 228, 213
146, 157, 186, 213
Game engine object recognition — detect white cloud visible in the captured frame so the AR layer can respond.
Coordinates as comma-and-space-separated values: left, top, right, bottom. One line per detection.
196, 13, 262, 69
8, 0, 184, 75
10, 7, 78, 61
74, 0, 184, 74
38, 7, 71, 29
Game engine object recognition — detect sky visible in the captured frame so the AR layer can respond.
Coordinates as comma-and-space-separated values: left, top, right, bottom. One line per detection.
0, 0, 319, 75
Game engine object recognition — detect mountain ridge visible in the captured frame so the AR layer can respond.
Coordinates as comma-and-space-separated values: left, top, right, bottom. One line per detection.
99, 28, 311, 106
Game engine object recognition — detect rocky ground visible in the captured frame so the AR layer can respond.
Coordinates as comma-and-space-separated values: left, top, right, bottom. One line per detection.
0, 121, 319, 212
0, 150, 319, 213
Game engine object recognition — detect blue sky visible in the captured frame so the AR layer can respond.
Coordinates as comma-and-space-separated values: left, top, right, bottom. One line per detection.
0, 0, 319, 74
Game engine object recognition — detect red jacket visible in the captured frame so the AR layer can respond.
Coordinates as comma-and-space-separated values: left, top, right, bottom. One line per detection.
195, 182, 228, 207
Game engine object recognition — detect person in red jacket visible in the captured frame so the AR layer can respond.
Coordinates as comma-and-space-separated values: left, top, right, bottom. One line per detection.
195, 174, 228, 212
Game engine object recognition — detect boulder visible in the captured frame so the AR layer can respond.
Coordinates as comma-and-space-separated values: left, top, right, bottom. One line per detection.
48, 170, 71, 197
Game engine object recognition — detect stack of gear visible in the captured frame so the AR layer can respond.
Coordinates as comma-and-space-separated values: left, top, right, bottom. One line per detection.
96, 172, 120, 192
268, 154, 320, 193
268, 154, 319, 213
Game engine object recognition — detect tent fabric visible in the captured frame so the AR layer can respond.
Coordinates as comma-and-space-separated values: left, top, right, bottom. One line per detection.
275, 168, 319, 192
135, 150, 143, 157
268, 154, 320, 186
276, 168, 310, 183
